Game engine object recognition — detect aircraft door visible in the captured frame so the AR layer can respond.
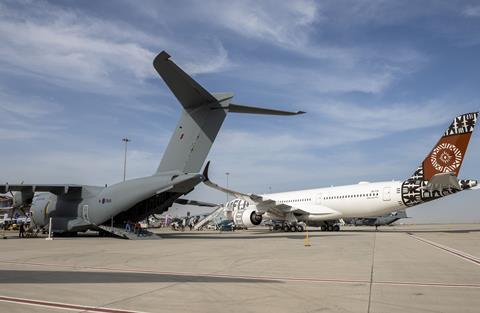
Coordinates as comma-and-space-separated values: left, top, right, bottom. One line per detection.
82, 205, 89, 221
315, 194, 322, 205
383, 187, 391, 201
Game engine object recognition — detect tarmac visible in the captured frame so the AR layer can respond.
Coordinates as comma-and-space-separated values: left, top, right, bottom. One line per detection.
0, 224, 479, 313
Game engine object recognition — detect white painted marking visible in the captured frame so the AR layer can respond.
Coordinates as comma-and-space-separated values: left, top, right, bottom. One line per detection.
408, 233, 480, 266
0, 295, 148, 313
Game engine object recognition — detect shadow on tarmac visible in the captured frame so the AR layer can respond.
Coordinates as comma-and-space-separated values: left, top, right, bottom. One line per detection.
0, 270, 280, 284
156, 227, 480, 239
336, 228, 480, 234
156, 232, 359, 240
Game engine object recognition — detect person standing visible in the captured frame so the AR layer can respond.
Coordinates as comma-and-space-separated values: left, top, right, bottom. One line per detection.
18, 223, 25, 238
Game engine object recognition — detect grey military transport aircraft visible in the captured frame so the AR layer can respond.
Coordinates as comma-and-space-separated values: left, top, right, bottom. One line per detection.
342, 210, 408, 227
0, 51, 303, 237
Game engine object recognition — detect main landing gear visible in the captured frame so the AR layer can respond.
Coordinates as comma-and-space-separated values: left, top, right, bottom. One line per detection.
320, 224, 340, 232
271, 222, 305, 232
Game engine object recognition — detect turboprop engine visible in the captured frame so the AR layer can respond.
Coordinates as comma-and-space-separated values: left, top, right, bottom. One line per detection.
30, 193, 58, 227
227, 199, 262, 228
11, 190, 34, 209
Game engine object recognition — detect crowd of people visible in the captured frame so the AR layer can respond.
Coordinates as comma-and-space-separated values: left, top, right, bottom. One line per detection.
170, 215, 200, 231
123, 221, 147, 236
0, 221, 40, 239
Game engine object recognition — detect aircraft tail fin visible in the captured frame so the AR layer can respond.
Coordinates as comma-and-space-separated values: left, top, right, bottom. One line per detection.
422, 112, 478, 180
412, 112, 478, 181
401, 112, 478, 206
153, 51, 303, 174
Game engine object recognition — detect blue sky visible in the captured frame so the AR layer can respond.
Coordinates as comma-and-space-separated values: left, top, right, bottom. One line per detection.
1, 0, 480, 222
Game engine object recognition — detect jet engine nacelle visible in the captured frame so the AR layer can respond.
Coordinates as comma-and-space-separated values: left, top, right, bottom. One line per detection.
234, 208, 263, 228
226, 198, 262, 228
30, 193, 57, 227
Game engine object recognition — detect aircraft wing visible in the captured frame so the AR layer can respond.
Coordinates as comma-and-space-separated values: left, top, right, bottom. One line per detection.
174, 198, 218, 207
202, 162, 338, 217
0, 184, 82, 195
202, 162, 274, 212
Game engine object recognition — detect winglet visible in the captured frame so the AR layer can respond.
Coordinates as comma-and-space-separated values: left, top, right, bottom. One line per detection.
201, 161, 251, 200
202, 161, 211, 182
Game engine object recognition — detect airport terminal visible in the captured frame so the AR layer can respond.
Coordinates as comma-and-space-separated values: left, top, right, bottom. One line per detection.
1, 2, 480, 313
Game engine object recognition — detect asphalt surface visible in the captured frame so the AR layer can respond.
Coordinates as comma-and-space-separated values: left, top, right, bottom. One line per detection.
0, 224, 479, 313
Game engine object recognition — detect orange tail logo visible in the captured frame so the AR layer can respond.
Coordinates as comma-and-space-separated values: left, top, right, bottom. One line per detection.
423, 112, 478, 181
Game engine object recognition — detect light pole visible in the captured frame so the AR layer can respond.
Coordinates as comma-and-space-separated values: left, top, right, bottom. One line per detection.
225, 172, 230, 203
122, 137, 131, 182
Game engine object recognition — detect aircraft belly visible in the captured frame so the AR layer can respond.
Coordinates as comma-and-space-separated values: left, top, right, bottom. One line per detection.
86, 174, 201, 225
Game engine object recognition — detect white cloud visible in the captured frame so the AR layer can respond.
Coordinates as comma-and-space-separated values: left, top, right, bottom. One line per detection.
310, 100, 454, 132
0, 89, 66, 141
0, 89, 63, 119
0, 1, 231, 96
199, 98, 471, 196
0, 14, 153, 95
0, 147, 160, 186
214, 1, 318, 47
150, 0, 423, 94
230, 61, 395, 94
463, 5, 480, 17
178, 40, 232, 75
0, 0, 424, 97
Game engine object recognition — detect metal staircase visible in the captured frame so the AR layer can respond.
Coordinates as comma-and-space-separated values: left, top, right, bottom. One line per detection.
97, 225, 157, 240
193, 205, 225, 230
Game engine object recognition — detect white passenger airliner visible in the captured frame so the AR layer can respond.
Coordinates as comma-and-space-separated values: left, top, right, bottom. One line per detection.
203, 112, 479, 232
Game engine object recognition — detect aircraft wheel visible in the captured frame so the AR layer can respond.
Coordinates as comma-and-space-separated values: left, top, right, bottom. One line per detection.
296, 225, 304, 232
327, 225, 334, 232
283, 224, 290, 232
320, 225, 326, 231
290, 225, 297, 232
333, 225, 340, 231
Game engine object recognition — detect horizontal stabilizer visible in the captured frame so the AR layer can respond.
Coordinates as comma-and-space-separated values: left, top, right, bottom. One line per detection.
419, 173, 461, 191
227, 103, 305, 116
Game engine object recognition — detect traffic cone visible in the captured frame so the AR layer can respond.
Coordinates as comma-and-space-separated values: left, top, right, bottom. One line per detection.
304, 226, 311, 247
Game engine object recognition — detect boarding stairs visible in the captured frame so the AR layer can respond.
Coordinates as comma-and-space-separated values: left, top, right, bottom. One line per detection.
193, 205, 225, 230
97, 225, 157, 240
